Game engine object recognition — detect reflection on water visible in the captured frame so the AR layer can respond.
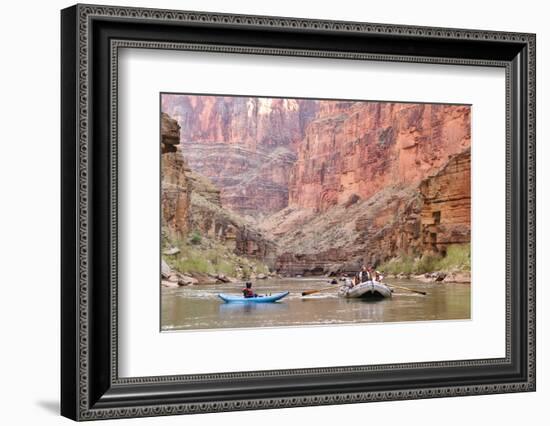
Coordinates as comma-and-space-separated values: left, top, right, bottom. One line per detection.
219, 301, 289, 314
161, 277, 471, 331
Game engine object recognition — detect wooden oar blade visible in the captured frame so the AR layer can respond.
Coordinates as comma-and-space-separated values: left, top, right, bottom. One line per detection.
391, 285, 427, 295
301, 286, 338, 297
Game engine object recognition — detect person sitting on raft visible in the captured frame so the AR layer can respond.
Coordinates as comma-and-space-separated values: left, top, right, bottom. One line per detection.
368, 266, 384, 282
242, 281, 257, 298
369, 266, 384, 281
358, 265, 372, 283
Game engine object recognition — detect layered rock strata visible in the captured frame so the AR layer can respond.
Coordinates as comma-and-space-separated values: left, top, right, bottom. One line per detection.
161, 95, 319, 215
265, 148, 471, 275
181, 143, 296, 217
162, 96, 472, 275
161, 113, 191, 234
289, 103, 471, 211
161, 113, 275, 262
419, 148, 471, 253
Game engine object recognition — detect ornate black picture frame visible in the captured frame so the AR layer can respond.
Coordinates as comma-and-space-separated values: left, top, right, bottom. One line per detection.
61, 4, 536, 421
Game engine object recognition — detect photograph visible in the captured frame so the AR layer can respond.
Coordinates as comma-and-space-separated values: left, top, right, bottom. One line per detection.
160, 93, 472, 331
56, 2, 536, 421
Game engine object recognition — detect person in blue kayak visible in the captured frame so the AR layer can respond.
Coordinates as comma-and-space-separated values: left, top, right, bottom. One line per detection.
242, 281, 258, 298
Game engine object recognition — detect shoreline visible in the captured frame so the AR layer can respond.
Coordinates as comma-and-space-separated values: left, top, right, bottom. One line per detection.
161, 272, 471, 288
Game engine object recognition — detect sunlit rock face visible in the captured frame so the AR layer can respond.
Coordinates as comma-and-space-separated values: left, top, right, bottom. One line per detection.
267, 148, 471, 275
161, 95, 319, 216
289, 103, 471, 212
262, 101, 471, 275
161, 95, 317, 149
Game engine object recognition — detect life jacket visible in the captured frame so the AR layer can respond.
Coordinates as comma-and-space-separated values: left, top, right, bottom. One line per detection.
359, 270, 372, 283
242, 288, 254, 298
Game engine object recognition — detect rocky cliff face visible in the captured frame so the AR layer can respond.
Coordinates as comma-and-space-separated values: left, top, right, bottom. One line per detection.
161, 113, 191, 234
162, 96, 471, 275
161, 95, 318, 216
262, 187, 420, 275
161, 95, 318, 149
263, 148, 471, 275
419, 148, 471, 253
161, 113, 275, 262
289, 103, 471, 211
355, 148, 471, 267
160, 112, 181, 153
181, 143, 296, 217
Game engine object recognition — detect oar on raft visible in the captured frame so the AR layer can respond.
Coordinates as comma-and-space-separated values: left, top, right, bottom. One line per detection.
389, 284, 427, 296
302, 283, 427, 297
301, 286, 338, 297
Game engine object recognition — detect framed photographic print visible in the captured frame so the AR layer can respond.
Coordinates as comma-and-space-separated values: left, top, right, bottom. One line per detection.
61, 4, 536, 421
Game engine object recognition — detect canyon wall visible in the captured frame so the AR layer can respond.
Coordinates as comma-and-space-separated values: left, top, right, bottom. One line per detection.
268, 148, 471, 275
419, 148, 471, 253
266, 101, 471, 274
181, 143, 296, 217
161, 96, 472, 275
161, 95, 318, 216
163, 95, 470, 220
289, 102, 471, 211
161, 113, 191, 234
161, 113, 275, 262
358, 148, 471, 267
161, 95, 318, 149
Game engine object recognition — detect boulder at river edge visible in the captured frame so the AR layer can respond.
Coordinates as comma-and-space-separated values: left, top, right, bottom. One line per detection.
161, 259, 171, 279
442, 271, 471, 283
163, 246, 180, 256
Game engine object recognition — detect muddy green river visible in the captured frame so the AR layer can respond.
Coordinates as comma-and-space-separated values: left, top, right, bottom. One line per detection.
161, 277, 470, 331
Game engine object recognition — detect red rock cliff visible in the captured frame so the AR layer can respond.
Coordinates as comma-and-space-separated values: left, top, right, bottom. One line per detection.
161, 113, 191, 234
289, 102, 471, 211
161, 95, 318, 216
162, 95, 317, 149
268, 148, 471, 275
162, 97, 471, 275
161, 113, 276, 262
419, 148, 471, 253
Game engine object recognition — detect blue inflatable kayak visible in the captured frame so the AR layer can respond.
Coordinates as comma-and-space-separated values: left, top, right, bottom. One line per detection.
218, 291, 289, 303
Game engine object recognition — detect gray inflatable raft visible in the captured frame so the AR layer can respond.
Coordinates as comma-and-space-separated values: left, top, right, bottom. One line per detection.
338, 281, 392, 299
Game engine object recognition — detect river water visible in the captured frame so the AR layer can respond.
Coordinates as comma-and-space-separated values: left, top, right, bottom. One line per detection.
161, 277, 470, 331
